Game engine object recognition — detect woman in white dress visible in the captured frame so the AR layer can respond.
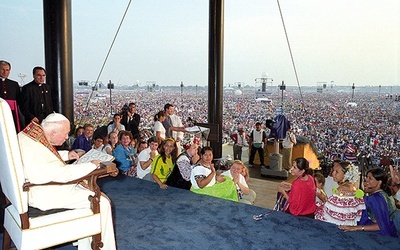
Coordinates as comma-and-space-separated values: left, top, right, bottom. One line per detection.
153, 111, 166, 142
315, 161, 365, 225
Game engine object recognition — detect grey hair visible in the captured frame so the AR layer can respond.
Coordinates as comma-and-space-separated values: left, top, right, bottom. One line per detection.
0, 60, 11, 68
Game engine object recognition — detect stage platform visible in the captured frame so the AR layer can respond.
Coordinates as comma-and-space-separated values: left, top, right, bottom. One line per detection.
105, 176, 399, 249
2, 145, 399, 249
105, 176, 400, 249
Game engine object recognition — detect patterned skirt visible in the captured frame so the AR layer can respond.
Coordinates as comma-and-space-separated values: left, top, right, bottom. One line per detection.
315, 194, 365, 226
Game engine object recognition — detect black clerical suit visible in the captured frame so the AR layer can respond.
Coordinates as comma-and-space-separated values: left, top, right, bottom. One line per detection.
0, 78, 21, 101
121, 112, 141, 137
20, 80, 54, 123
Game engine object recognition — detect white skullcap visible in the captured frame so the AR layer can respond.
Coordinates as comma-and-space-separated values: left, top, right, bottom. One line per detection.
41, 112, 69, 125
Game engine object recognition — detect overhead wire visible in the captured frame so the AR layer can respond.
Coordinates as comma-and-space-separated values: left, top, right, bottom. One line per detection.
82, 0, 133, 118
276, 0, 305, 108
79, 1, 304, 123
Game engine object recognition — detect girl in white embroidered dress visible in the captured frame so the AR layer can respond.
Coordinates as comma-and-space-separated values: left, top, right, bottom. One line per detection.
315, 161, 365, 226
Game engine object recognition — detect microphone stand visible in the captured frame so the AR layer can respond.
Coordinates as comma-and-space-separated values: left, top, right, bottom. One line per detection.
195, 122, 209, 146
188, 117, 208, 147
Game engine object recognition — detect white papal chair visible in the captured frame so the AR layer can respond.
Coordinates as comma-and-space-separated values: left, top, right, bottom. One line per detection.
0, 98, 117, 250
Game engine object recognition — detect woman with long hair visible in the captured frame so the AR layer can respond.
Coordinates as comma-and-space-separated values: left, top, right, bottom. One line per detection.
277, 157, 316, 217
221, 160, 257, 204
340, 168, 398, 237
166, 141, 200, 190
153, 110, 166, 143
151, 138, 178, 189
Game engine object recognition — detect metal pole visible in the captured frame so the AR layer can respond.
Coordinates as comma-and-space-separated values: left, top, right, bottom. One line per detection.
208, 0, 224, 158
281, 82, 284, 108
43, 0, 74, 123
109, 80, 112, 115
180, 81, 183, 104
280, 81, 285, 113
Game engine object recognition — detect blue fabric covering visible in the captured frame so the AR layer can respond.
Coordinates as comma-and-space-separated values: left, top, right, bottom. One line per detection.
269, 114, 291, 139
393, 210, 400, 237
100, 176, 399, 249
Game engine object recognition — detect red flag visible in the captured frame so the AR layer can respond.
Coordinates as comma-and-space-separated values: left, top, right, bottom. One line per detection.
346, 144, 355, 153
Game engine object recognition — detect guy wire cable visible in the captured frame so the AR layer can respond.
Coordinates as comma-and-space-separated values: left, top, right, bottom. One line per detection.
82, 0, 133, 120
276, 0, 305, 109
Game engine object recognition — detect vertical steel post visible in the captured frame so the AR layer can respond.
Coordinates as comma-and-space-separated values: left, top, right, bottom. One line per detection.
43, 0, 74, 124
208, 0, 224, 158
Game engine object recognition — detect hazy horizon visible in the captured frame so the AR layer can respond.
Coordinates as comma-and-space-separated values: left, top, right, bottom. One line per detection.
2, 1, 399, 87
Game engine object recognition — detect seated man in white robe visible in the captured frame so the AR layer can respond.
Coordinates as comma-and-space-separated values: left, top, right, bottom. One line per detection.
18, 113, 116, 249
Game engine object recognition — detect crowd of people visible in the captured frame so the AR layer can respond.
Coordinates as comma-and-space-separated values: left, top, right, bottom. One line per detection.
70, 87, 400, 169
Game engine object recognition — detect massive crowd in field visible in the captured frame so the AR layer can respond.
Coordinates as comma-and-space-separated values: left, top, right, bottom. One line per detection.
73, 87, 400, 167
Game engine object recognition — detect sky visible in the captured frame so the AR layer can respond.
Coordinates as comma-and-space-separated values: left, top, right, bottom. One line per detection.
1, 0, 399, 88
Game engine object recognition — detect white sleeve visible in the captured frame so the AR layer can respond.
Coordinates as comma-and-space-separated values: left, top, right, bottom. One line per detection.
177, 117, 184, 138
138, 150, 150, 162
58, 150, 70, 161
154, 122, 161, 133
239, 174, 249, 188
19, 134, 97, 184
